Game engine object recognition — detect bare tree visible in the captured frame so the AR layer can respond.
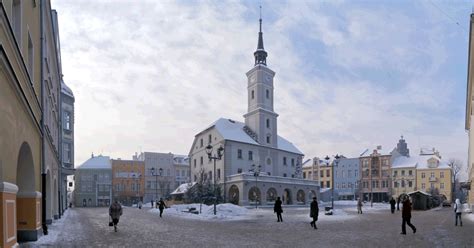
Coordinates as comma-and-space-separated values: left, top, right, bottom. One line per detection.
448, 158, 463, 202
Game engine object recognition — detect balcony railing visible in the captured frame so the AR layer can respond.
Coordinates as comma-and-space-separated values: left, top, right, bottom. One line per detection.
429, 177, 437, 182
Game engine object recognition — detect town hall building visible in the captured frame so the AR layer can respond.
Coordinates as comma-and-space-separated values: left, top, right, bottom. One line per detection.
188, 17, 319, 206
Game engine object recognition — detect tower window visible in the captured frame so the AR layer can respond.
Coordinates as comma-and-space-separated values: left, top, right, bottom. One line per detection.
251, 90, 254, 99
266, 90, 269, 99
266, 119, 270, 128
266, 136, 270, 144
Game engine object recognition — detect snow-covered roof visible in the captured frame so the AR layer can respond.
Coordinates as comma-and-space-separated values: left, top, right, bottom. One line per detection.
77, 155, 111, 169
408, 190, 431, 196
201, 118, 303, 155
173, 155, 189, 166
391, 156, 418, 168
171, 182, 196, 195
392, 154, 450, 170
61, 82, 74, 98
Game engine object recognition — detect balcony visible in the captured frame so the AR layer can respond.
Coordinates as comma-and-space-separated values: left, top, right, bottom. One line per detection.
429, 177, 437, 182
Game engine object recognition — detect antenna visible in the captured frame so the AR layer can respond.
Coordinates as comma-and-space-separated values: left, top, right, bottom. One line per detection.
259, 5, 262, 32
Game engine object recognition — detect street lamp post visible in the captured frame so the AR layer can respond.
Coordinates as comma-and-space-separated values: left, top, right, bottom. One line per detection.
150, 167, 163, 203
205, 144, 224, 215
249, 164, 261, 209
325, 154, 340, 211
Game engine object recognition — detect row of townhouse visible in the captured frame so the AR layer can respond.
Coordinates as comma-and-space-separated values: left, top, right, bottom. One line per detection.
302, 136, 452, 203
74, 152, 189, 207
0, 1, 75, 246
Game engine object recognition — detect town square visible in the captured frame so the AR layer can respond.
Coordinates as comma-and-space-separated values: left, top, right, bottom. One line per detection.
1, 0, 474, 247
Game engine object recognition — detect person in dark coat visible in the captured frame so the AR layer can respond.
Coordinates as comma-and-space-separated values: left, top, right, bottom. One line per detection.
109, 201, 123, 232
397, 197, 400, 211
401, 197, 416, 235
158, 198, 167, 217
151, 200, 154, 208
389, 197, 396, 214
274, 197, 283, 222
310, 197, 319, 229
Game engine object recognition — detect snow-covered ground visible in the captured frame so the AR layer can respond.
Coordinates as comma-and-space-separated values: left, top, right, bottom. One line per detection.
29, 209, 80, 245
149, 203, 253, 221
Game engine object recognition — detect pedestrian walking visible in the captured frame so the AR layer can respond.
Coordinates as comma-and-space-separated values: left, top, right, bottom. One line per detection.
109, 200, 123, 232
397, 197, 400, 211
401, 197, 416, 235
357, 198, 363, 214
158, 198, 167, 217
390, 197, 396, 214
151, 200, 154, 208
454, 198, 463, 226
274, 197, 283, 222
310, 197, 319, 229
138, 201, 143, 209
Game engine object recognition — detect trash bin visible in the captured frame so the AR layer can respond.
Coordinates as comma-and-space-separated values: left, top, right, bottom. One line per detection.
325, 206, 333, 215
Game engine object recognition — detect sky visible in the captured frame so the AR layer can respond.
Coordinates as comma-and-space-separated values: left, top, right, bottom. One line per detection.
52, 0, 472, 174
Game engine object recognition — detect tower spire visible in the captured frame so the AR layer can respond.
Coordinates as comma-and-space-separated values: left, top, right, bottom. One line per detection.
254, 5, 267, 65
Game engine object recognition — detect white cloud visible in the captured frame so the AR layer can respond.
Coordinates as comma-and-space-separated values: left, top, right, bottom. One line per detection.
52, 0, 468, 167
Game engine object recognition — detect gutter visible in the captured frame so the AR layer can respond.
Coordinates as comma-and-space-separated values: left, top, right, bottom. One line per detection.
40, 0, 48, 235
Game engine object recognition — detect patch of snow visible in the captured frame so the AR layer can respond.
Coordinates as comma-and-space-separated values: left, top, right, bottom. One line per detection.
149, 203, 251, 221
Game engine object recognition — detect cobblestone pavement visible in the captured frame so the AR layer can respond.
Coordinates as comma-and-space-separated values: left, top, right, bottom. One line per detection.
22, 205, 474, 248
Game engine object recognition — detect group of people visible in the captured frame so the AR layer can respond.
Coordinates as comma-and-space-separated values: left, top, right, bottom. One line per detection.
108, 198, 168, 232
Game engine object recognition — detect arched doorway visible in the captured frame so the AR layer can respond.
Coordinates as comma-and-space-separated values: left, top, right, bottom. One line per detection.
266, 188, 277, 203
16, 142, 40, 241
248, 186, 261, 205
229, 185, 239, 205
296, 190, 305, 204
283, 189, 292, 204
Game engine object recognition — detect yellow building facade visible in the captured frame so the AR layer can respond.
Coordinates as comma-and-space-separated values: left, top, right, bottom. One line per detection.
416, 155, 452, 203
0, 1, 43, 247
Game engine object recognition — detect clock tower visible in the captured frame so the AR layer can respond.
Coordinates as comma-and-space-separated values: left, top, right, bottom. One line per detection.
243, 16, 278, 148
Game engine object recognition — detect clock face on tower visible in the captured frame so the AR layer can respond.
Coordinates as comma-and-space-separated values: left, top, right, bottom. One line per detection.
250, 75, 257, 83
265, 75, 272, 83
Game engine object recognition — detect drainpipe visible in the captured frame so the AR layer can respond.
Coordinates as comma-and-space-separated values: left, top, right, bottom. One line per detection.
40, 0, 48, 236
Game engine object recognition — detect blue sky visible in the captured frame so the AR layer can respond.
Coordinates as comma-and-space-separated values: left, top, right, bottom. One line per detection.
52, 0, 472, 171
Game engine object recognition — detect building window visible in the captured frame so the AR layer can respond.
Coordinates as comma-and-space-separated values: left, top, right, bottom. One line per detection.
326, 169, 330, 177
430, 183, 434, 189
401, 180, 405, 187
27, 32, 34, 79
63, 143, 71, 163
421, 172, 425, 179
248, 151, 253, 160
64, 111, 71, 130
217, 169, 221, 180
440, 183, 444, 189
208, 134, 212, 144
200, 139, 203, 147
283, 173, 287, 177
430, 172, 435, 178
251, 90, 254, 99
401, 170, 405, 176
326, 181, 330, 188
303, 172, 306, 178
266, 89, 269, 99
266, 158, 271, 165
394, 182, 398, 188
440, 172, 444, 178
283, 157, 287, 165
200, 156, 203, 165
266, 136, 270, 144
237, 168, 242, 173
291, 158, 295, 166
320, 170, 323, 178
409, 170, 413, 176
422, 183, 425, 189
237, 149, 242, 159
12, 0, 22, 44
194, 159, 196, 168
321, 182, 324, 188
355, 170, 358, 178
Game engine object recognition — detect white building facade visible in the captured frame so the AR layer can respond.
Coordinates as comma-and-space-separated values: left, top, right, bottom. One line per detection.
189, 18, 319, 206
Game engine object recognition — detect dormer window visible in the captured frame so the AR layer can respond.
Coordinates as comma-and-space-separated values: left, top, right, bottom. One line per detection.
266, 119, 270, 128
266, 89, 269, 99
266, 135, 270, 144
251, 90, 254, 99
